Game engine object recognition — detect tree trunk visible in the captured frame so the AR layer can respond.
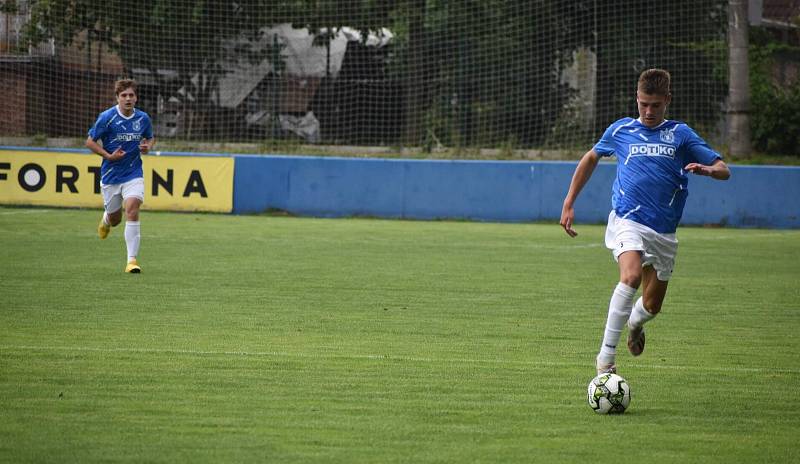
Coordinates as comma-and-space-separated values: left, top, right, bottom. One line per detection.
728, 0, 751, 158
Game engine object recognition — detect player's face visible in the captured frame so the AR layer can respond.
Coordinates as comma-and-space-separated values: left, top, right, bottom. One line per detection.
116, 88, 137, 115
636, 91, 671, 128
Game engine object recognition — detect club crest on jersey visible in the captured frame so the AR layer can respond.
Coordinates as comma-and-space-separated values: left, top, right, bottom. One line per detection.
659, 127, 675, 144
133, 119, 141, 131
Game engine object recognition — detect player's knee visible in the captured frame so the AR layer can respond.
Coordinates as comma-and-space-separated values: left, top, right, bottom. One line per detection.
124, 201, 141, 221
619, 269, 642, 288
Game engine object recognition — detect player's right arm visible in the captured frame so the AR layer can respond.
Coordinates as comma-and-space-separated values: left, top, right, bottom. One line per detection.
86, 136, 125, 161
560, 149, 600, 237
86, 111, 125, 162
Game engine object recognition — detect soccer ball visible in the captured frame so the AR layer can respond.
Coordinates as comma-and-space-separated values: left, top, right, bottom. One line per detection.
587, 373, 631, 414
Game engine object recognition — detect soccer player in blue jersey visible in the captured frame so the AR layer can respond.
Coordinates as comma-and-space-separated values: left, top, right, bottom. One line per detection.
86, 78, 155, 273
559, 69, 730, 375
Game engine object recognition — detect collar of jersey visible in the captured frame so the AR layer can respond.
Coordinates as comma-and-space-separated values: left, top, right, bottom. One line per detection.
115, 105, 136, 120
636, 118, 670, 130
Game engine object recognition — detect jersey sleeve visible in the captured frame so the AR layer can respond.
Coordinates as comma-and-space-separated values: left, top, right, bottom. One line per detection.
142, 113, 154, 140
88, 112, 109, 141
682, 126, 722, 165
592, 123, 618, 157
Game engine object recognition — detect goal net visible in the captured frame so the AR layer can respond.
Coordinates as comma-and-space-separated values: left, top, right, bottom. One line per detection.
0, 0, 728, 152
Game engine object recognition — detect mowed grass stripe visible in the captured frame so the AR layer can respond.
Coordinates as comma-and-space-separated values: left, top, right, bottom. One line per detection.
2, 344, 799, 375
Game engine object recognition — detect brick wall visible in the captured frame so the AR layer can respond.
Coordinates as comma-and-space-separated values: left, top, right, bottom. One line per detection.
0, 67, 26, 135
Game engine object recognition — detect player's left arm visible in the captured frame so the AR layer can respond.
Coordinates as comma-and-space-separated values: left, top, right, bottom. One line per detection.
138, 114, 155, 154
684, 158, 730, 180
139, 137, 156, 155
681, 126, 731, 181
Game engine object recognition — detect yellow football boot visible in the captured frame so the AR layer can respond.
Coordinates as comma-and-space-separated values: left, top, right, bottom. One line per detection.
125, 259, 141, 274
98, 218, 111, 239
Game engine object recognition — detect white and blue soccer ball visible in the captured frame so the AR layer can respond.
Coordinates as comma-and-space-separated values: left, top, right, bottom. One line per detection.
587, 373, 631, 414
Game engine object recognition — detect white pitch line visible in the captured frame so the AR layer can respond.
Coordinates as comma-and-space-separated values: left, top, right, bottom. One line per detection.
0, 209, 56, 215
2, 345, 798, 375
689, 231, 800, 240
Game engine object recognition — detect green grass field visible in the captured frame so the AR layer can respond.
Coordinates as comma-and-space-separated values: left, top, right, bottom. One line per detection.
1, 206, 799, 463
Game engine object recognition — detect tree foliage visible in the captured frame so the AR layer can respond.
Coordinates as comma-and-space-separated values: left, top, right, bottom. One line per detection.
592, 0, 728, 134
11, 0, 730, 148
748, 29, 800, 156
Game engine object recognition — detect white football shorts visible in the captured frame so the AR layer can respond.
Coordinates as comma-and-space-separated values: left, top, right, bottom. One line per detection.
101, 177, 145, 214
604, 210, 678, 281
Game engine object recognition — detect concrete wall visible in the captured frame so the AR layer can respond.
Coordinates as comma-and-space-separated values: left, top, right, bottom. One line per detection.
2, 147, 795, 228
233, 155, 800, 229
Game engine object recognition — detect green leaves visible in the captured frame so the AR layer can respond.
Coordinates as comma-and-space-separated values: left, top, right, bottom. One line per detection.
748, 31, 800, 156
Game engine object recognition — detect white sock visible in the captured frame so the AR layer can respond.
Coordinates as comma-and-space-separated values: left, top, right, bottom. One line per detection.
598, 283, 637, 362
628, 297, 656, 329
102, 211, 110, 226
125, 221, 140, 261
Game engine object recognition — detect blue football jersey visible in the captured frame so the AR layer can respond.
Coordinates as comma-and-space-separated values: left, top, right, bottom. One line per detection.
88, 106, 153, 185
593, 118, 722, 233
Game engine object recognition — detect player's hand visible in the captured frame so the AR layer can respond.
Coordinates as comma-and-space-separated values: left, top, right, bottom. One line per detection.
107, 147, 125, 161
139, 140, 151, 154
560, 204, 578, 237
684, 163, 711, 176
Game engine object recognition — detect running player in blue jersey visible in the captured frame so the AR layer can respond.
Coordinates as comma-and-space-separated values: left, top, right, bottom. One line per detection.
559, 69, 730, 375
86, 78, 155, 273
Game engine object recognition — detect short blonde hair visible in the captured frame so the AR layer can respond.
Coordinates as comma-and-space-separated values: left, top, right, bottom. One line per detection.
637, 69, 671, 96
